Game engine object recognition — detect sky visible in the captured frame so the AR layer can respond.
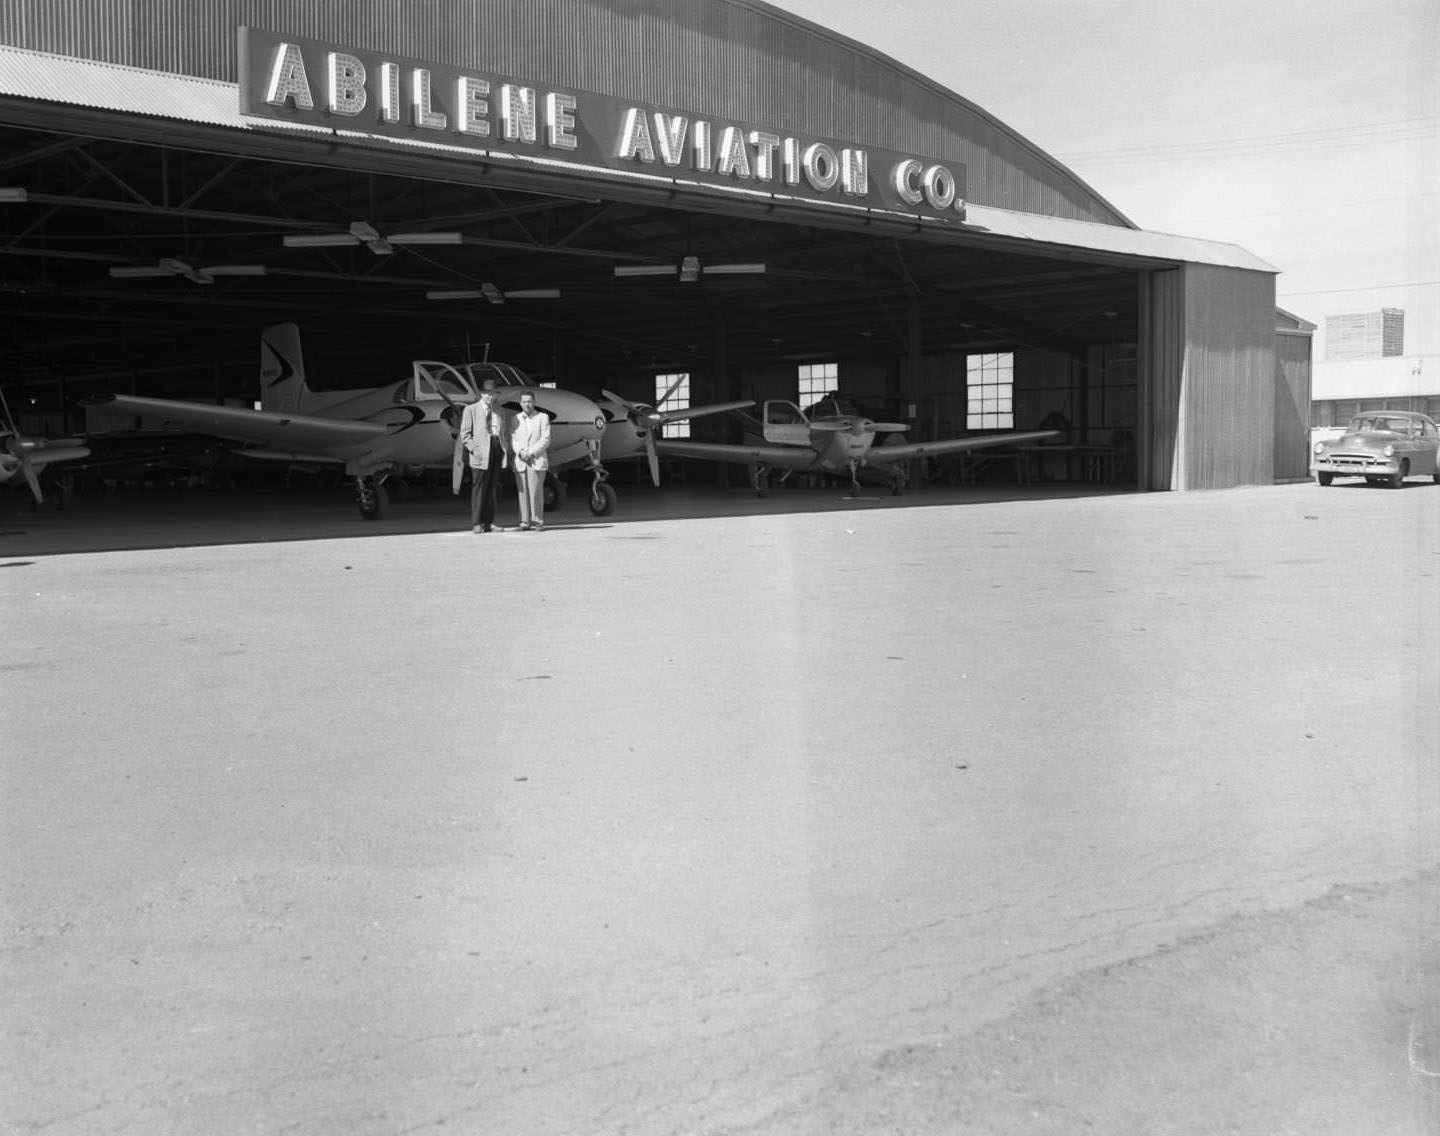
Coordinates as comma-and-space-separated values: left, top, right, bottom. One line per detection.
770, 0, 1439, 357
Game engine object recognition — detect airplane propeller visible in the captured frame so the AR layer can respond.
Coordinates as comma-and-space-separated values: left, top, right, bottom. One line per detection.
283, 220, 464, 256
0, 388, 87, 505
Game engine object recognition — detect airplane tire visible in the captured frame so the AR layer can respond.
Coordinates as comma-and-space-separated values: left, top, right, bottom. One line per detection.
357, 480, 387, 520
589, 482, 617, 516
545, 474, 567, 510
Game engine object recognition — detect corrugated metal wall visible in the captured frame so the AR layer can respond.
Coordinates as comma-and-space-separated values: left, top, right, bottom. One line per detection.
1176, 265, 1278, 489
1273, 330, 1313, 481
1139, 268, 1185, 491
0, 0, 1130, 225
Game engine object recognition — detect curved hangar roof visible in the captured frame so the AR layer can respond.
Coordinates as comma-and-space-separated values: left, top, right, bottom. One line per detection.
0, 1, 1274, 395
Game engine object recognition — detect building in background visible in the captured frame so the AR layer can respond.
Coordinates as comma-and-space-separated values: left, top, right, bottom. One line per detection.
1324, 308, 1405, 360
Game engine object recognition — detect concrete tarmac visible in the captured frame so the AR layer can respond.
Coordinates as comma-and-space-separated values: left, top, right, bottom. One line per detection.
3, 478, 1438, 1134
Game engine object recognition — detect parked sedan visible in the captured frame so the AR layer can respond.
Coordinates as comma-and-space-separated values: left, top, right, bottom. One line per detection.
1312, 411, 1440, 487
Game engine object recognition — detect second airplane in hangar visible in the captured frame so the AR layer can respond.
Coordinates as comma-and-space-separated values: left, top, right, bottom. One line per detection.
89, 323, 617, 520
652, 395, 1061, 497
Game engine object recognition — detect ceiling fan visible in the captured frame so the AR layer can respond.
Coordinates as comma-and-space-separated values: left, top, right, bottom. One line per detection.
427, 285, 561, 304
613, 254, 766, 282
108, 257, 267, 285
283, 220, 464, 256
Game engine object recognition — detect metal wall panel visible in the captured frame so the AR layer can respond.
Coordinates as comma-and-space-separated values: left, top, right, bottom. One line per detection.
1274, 330, 1314, 481
1178, 264, 1278, 489
0, 0, 1131, 225
1139, 268, 1185, 491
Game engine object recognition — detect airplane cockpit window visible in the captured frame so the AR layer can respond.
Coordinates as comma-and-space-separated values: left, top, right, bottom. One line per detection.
809, 398, 857, 419
411, 362, 476, 402
765, 402, 805, 426
466, 362, 531, 389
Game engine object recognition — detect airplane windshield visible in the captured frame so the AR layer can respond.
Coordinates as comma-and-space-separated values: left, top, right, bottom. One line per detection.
466, 362, 532, 389
808, 397, 858, 418
411, 362, 475, 401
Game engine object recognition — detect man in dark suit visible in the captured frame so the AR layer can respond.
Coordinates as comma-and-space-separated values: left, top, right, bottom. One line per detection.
459, 385, 512, 533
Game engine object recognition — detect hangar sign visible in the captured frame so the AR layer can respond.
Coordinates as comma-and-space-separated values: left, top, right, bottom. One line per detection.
238, 27, 968, 223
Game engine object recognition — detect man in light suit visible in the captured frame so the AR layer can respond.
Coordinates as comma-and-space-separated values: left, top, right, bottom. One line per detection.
510, 390, 551, 531
459, 385, 512, 533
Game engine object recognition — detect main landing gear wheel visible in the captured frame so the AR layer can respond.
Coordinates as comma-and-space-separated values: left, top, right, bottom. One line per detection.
544, 473, 567, 510
589, 481, 617, 516
356, 475, 388, 520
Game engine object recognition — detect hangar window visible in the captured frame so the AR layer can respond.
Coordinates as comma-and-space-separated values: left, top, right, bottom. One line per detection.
967, 353, 1014, 429
656, 372, 690, 438
799, 363, 838, 410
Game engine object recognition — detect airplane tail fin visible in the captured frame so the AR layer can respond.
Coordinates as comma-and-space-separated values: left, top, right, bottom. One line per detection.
259, 322, 309, 413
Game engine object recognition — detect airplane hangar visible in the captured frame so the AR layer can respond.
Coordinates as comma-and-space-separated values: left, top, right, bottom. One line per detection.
0, 0, 1313, 495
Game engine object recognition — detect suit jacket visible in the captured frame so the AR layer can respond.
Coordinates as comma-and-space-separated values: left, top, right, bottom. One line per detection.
460, 401, 512, 470
511, 410, 551, 472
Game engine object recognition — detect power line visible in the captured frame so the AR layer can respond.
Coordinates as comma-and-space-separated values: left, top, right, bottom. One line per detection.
1277, 280, 1440, 297
1056, 117, 1438, 164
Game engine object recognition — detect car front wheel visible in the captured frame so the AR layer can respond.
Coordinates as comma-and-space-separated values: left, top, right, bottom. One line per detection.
1316, 471, 1334, 486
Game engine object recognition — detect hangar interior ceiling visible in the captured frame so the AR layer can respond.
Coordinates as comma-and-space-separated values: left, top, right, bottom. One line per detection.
1, 122, 1143, 419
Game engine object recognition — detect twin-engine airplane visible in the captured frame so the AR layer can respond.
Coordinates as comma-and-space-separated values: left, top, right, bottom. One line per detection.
1, 388, 90, 505
88, 324, 616, 519
653, 395, 1060, 496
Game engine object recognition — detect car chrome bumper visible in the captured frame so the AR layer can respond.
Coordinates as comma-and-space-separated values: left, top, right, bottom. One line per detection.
1312, 456, 1398, 475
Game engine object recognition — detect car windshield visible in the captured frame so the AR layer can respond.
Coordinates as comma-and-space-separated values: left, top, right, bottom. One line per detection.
1351, 416, 1410, 433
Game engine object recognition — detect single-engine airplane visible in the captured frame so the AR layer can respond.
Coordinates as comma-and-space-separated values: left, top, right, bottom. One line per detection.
1, 388, 90, 505
87, 324, 616, 519
653, 395, 1060, 497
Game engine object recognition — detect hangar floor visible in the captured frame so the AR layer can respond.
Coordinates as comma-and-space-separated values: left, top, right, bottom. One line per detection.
4, 481, 1438, 1135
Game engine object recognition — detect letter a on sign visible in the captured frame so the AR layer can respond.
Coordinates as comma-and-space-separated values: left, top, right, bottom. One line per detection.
266, 42, 315, 110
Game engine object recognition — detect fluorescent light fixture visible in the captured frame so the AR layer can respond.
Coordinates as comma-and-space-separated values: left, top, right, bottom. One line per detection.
426, 289, 485, 300
703, 263, 766, 275
614, 265, 677, 278
0, 187, 27, 203
389, 232, 464, 245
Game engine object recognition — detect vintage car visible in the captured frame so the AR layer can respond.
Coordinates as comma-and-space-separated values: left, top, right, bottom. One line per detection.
1311, 410, 1440, 487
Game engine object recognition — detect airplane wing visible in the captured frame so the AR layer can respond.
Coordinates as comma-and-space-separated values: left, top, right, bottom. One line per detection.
653, 438, 819, 469
862, 429, 1060, 464
91, 394, 390, 456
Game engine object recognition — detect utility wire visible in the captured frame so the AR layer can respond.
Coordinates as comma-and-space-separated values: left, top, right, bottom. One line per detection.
1057, 117, 1438, 164
1278, 280, 1440, 296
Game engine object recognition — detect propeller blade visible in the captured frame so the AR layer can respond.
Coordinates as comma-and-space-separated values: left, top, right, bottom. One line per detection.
656, 373, 687, 407
19, 452, 42, 504
870, 422, 910, 432
644, 430, 661, 488
601, 389, 640, 412
4, 436, 43, 504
